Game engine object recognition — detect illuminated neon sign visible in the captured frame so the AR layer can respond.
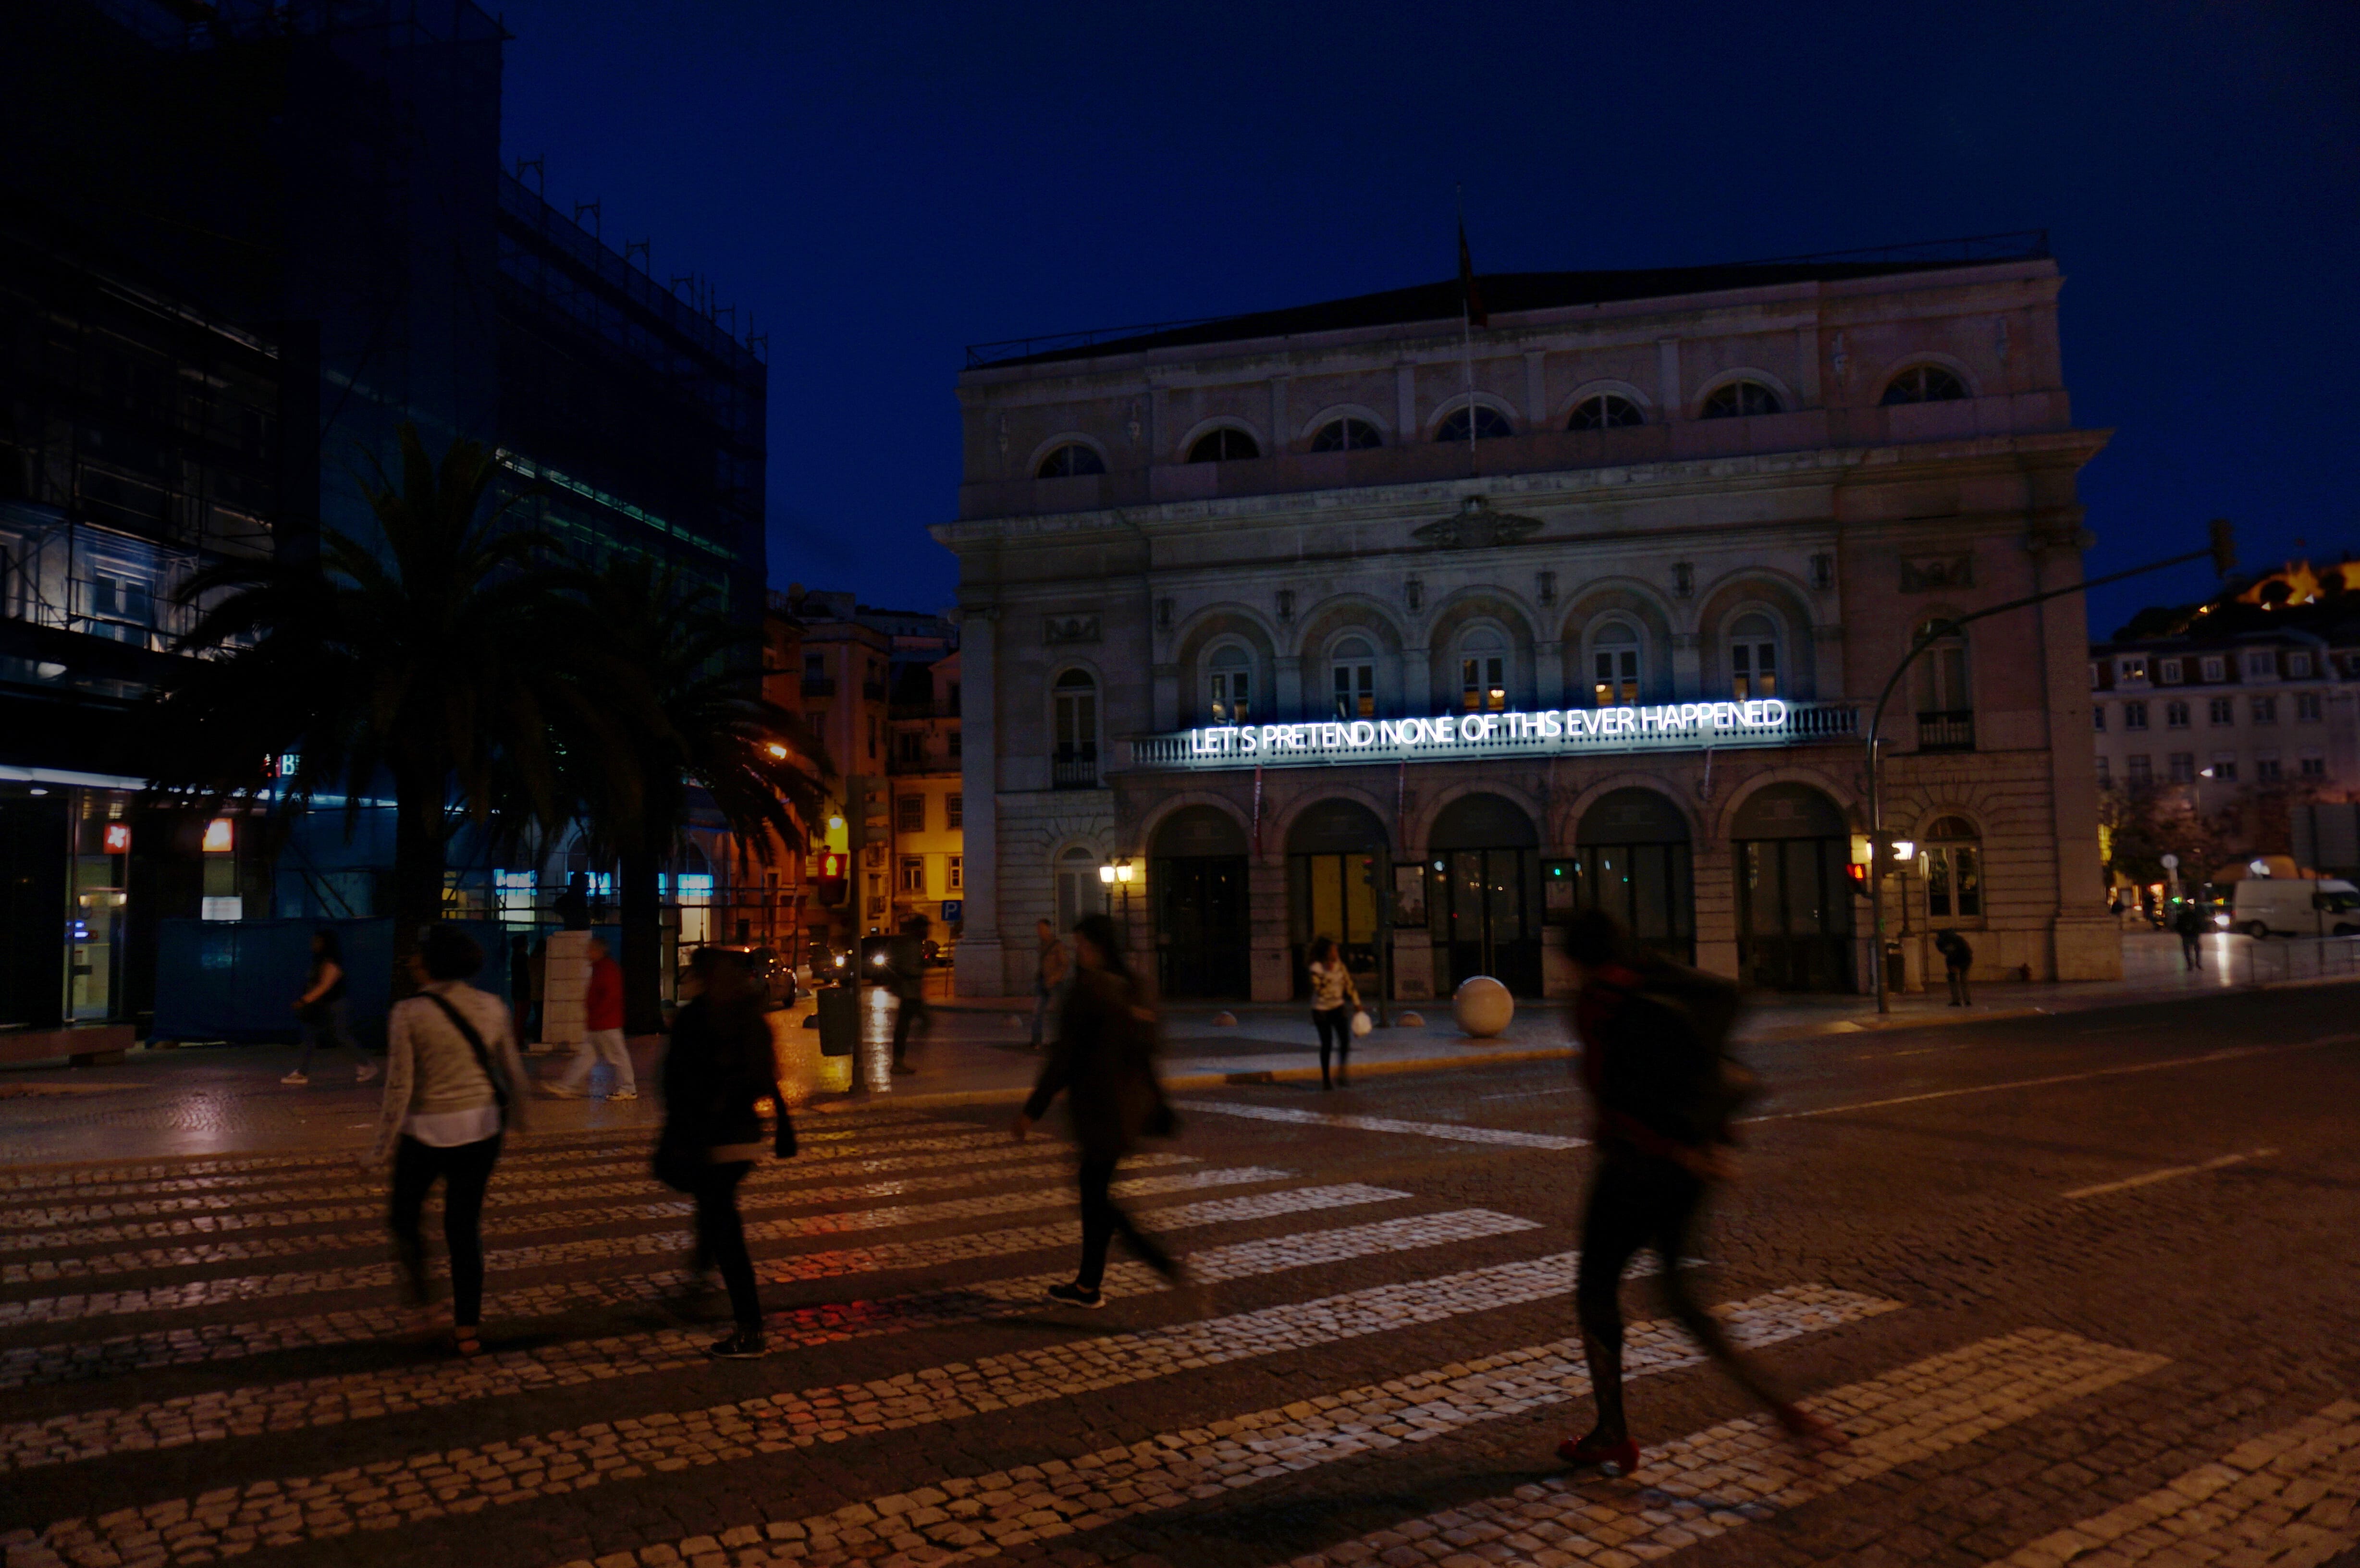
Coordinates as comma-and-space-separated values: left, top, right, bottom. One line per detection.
1134, 699, 1857, 771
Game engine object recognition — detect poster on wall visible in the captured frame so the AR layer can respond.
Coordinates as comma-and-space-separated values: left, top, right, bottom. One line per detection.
1392, 863, 1426, 926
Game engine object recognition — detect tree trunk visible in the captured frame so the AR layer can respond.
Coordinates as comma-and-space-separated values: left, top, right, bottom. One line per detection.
619, 836, 666, 1035
389, 754, 448, 999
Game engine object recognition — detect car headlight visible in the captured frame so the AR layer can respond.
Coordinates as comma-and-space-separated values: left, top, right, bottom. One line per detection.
2213, 913, 2231, 929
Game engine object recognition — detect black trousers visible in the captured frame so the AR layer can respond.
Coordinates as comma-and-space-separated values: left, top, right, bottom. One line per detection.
1575, 1152, 1783, 1437
1313, 1006, 1351, 1083
2182, 933, 2202, 970
389, 1133, 503, 1328
891, 985, 930, 1063
1076, 1154, 1176, 1291
694, 1161, 762, 1329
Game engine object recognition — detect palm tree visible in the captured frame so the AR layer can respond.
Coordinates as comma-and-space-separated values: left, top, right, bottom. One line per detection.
566, 556, 831, 1031
148, 423, 595, 978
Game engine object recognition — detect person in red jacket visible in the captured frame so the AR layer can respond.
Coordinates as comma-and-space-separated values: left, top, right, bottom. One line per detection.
546, 935, 637, 1100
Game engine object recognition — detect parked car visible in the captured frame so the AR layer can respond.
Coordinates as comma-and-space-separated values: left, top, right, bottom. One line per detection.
2227, 878, 2360, 938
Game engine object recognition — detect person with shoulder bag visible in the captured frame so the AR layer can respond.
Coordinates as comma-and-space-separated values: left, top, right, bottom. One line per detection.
1011, 914, 1187, 1310
1553, 908, 1837, 1477
657, 945, 797, 1359
1305, 935, 1361, 1090
373, 926, 533, 1358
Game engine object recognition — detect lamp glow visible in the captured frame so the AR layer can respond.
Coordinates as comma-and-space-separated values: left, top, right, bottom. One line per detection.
1098, 864, 1116, 885
1891, 839, 1916, 860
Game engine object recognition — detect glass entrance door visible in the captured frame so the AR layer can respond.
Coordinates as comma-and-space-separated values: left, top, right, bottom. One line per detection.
1288, 852, 1385, 998
1153, 855, 1249, 998
1431, 847, 1541, 996
1572, 842, 1694, 963
1735, 837, 1854, 991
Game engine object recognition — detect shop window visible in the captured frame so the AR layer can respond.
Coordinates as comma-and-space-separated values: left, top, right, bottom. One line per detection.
1434, 405, 1513, 442
1923, 816, 1981, 919
1458, 628, 1507, 712
1187, 427, 1260, 463
1593, 623, 1641, 705
1701, 380, 1782, 418
1729, 612, 1779, 699
1037, 442, 1105, 478
1206, 645, 1253, 723
1881, 364, 1968, 404
1310, 417, 1383, 452
1331, 636, 1376, 719
1568, 393, 1644, 430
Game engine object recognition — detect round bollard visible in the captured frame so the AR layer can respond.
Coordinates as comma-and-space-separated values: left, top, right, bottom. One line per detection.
1452, 975, 1515, 1038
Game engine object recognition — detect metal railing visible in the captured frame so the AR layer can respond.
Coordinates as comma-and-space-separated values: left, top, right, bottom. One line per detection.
1051, 748, 1099, 790
2234, 934, 2360, 987
1917, 709, 1976, 751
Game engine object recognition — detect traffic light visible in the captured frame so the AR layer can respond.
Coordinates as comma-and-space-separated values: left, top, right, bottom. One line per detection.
1844, 861, 1868, 890
2209, 518, 2237, 578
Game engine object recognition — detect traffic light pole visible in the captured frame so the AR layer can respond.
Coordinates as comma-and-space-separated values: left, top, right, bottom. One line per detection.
1866, 524, 2235, 1015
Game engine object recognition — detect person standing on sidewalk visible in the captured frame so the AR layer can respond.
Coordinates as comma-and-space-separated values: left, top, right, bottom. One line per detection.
1029, 917, 1069, 1051
1012, 913, 1187, 1310
1554, 908, 1835, 1476
1306, 936, 1359, 1090
886, 916, 929, 1077
657, 946, 794, 1359
374, 927, 532, 1358
1933, 929, 1973, 1006
2174, 899, 2207, 971
286, 928, 375, 1087
544, 935, 637, 1100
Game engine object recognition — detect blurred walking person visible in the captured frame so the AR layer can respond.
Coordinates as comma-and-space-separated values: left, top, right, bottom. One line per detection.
1306, 936, 1359, 1090
545, 934, 637, 1100
1555, 908, 1836, 1475
1012, 914, 1186, 1309
1933, 929, 1973, 1006
286, 928, 375, 1086
1029, 917, 1069, 1051
657, 946, 795, 1359
886, 915, 929, 1077
375, 927, 531, 1358
2174, 899, 2206, 971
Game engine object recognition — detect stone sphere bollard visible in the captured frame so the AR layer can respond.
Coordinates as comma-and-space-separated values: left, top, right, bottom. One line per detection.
1452, 976, 1514, 1038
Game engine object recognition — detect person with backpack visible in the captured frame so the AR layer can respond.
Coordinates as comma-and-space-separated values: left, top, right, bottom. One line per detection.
656, 945, 796, 1359
373, 927, 532, 1358
1555, 908, 1836, 1475
1011, 913, 1187, 1309
1933, 928, 1973, 1006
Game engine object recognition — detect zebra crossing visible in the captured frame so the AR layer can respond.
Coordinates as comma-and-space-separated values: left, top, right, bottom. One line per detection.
1, 1101, 2347, 1568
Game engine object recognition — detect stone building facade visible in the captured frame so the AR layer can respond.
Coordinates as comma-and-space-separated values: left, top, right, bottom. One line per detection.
936, 243, 2120, 1001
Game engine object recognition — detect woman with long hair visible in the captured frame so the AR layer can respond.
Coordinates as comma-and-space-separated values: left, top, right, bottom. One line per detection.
1305, 935, 1359, 1090
1012, 913, 1186, 1309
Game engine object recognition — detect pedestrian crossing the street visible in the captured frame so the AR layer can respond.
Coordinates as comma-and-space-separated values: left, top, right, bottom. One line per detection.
0, 1101, 2321, 1568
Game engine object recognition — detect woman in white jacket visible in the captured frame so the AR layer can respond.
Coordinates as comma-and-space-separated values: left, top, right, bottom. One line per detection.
373, 926, 532, 1357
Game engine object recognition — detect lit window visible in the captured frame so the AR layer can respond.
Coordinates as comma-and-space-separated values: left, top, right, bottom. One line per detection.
1434, 405, 1514, 442
1567, 393, 1644, 430
202, 818, 234, 853
1331, 636, 1377, 719
1729, 612, 1779, 699
1037, 443, 1106, 478
1593, 624, 1641, 706
1459, 628, 1508, 712
2118, 656, 2148, 683
1880, 365, 1968, 404
1206, 646, 1252, 723
1923, 816, 1981, 919
1187, 428, 1260, 463
1701, 380, 1782, 418
1310, 417, 1383, 452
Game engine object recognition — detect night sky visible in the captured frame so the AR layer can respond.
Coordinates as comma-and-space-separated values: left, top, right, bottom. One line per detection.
496, 1, 2357, 640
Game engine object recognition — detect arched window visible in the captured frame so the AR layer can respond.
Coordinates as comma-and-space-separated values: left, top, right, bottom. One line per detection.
1458, 627, 1508, 712
1567, 393, 1645, 431
1881, 365, 1968, 405
1434, 405, 1514, 442
1924, 815, 1981, 919
1051, 670, 1098, 789
1700, 380, 1783, 418
1592, 622, 1642, 706
1187, 428, 1260, 463
1037, 443, 1106, 478
1729, 612, 1779, 699
1331, 636, 1376, 720
1913, 619, 1974, 750
1310, 417, 1384, 452
1206, 644, 1253, 723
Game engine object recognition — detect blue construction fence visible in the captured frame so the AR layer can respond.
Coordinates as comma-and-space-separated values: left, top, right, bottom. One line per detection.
150, 919, 622, 1046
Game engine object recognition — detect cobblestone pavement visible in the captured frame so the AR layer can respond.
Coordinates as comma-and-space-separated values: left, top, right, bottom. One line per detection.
5, 984, 2360, 1567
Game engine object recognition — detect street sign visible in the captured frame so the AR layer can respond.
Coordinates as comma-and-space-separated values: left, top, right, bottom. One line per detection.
940, 899, 962, 923
2161, 853, 2179, 870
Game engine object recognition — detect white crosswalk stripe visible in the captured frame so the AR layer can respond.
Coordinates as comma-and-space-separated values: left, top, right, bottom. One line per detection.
1186, 1100, 1589, 1150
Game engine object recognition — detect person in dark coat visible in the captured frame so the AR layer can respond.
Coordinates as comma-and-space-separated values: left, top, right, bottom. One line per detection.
2173, 899, 2207, 970
1933, 929, 1973, 1006
659, 946, 793, 1359
1556, 908, 1836, 1477
1011, 913, 1185, 1309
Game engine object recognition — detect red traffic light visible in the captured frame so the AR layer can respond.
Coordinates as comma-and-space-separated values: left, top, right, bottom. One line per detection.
1844, 861, 1868, 889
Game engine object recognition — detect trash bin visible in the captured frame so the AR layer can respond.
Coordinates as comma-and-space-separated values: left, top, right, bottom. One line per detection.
815, 983, 858, 1058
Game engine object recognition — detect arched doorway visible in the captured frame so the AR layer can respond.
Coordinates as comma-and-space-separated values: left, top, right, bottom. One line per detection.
1286, 798, 1389, 999
1573, 788, 1694, 963
1151, 806, 1250, 998
1428, 793, 1542, 996
1732, 783, 1854, 992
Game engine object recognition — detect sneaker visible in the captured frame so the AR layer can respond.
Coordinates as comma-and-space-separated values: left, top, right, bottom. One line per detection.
280, 1071, 308, 1086
1045, 1282, 1106, 1309
355, 1062, 379, 1083
704, 1328, 769, 1360
607, 1088, 639, 1101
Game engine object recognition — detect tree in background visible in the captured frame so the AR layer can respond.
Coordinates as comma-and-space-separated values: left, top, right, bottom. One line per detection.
2101, 783, 2238, 891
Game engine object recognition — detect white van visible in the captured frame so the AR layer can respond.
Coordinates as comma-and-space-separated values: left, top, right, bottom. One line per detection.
2228, 878, 2360, 938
